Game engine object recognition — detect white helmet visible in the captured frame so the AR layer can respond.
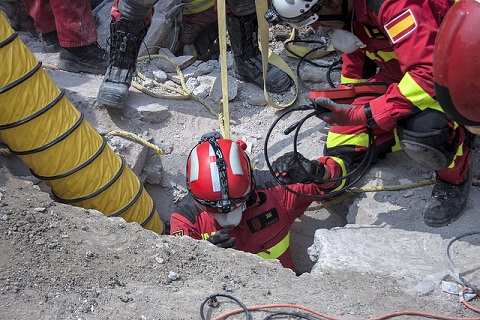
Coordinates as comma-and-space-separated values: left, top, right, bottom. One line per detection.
265, 0, 327, 28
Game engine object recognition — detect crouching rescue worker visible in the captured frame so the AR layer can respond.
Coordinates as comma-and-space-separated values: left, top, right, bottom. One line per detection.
169, 132, 341, 272
266, 0, 475, 227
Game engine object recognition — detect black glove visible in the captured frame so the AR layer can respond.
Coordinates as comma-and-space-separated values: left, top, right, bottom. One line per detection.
207, 228, 236, 249
271, 151, 325, 184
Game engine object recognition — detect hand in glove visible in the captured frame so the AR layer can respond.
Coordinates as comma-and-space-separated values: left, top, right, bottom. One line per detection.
314, 97, 374, 127
207, 228, 236, 249
271, 151, 325, 184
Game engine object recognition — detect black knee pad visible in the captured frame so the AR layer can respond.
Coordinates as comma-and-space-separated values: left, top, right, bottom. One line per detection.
397, 126, 455, 170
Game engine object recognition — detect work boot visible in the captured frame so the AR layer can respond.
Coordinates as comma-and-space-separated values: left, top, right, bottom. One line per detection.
58, 42, 108, 74
423, 170, 473, 227
41, 30, 60, 53
226, 13, 291, 93
97, 19, 147, 108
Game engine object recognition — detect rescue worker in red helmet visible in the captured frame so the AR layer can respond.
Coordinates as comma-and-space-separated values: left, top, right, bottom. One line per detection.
266, 0, 475, 227
433, 0, 480, 135
169, 132, 339, 271
97, 0, 292, 108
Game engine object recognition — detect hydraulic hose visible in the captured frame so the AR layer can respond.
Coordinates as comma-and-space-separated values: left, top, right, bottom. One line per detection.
0, 13, 163, 234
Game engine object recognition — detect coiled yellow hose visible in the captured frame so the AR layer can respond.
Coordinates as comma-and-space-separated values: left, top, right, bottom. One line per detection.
0, 12, 163, 234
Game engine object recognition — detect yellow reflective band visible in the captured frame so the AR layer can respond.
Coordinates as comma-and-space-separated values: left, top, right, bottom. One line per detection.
398, 72, 442, 111
392, 129, 403, 152
183, 0, 215, 15
327, 131, 370, 148
202, 232, 212, 240
340, 76, 367, 84
448, 142, 464, 169
330, 156, 348, 192
257, 231, 290, 260
377, 51, 397, 62
366, 50, 397, 62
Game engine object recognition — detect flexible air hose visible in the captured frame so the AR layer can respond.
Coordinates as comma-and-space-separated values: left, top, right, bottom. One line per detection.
0, 13, 163, 234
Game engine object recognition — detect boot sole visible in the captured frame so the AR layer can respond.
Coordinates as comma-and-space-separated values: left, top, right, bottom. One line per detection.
97, 95, 125, 108
57, 60, 107, 75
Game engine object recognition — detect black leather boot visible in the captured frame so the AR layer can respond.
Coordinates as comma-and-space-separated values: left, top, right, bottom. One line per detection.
226, 13, 291, 93
97, 18, 147, 108
58, 42, 108, 74
423, 170, 473, 227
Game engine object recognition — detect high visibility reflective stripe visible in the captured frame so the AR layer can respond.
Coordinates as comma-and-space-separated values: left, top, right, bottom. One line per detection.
257, 231, 290, 260
366, 50, 397, 62
398, 72, 442, 111
392, 129, 403, 152
449, 139, 464, 169
327, 131, 370, 148
183, 0, 215, 15
330, 156, 348, 192
340, 76, 367, 84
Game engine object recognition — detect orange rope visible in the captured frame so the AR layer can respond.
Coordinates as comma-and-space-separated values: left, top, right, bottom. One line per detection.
212, 303, 341, 320
212, 302, 480, 320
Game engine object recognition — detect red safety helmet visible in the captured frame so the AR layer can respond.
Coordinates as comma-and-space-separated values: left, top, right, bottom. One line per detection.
186, 132, 253, 214
434, 0, 480, 127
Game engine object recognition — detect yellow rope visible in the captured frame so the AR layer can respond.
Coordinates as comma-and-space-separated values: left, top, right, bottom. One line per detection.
307, 178, 480, 211
104, 130, 167, 156
217, 0, 230, 139
134, 54, 219, 118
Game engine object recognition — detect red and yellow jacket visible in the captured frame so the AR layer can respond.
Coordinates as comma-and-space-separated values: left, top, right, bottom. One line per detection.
170, 158, 343, 271
342, 0, 454, 131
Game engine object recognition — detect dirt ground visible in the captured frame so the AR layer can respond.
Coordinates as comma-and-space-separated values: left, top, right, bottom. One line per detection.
1, 4, 480, 320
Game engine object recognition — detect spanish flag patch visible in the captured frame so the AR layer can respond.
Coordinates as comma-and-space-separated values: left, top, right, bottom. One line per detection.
384, 9, 417, 44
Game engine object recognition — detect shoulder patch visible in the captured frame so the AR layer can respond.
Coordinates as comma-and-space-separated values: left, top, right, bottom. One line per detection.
171, 230, 184, 237
384, 9, 417, 44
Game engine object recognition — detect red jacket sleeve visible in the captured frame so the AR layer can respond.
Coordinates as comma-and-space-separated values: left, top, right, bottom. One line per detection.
343, 0, 448, 131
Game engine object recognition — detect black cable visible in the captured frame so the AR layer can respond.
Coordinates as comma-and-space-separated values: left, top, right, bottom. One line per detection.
264, 105, 376, 200
284, 39, 342, 90
444, 231, 480, 292
200, 293, 252, 320
264, 311, 317, 319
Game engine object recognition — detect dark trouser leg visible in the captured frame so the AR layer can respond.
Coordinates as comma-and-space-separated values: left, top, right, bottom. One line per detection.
397, 109, 473, 227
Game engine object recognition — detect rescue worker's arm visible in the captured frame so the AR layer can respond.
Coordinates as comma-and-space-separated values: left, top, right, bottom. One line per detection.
170, 194, 236, 248
206, 228, 236, 248
366, 2, 443, 131
169, 194, 204, 239
266, 153, 346, 223
251, 156, 343, 226
341, 52, 378, 84
271, 151, 327, 184
313, 97, 375, 127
